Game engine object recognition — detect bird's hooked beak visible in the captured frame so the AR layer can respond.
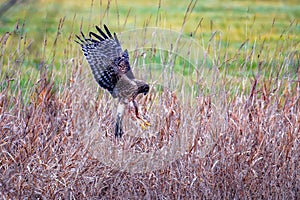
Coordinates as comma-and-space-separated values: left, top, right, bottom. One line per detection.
143, 85, 149, 95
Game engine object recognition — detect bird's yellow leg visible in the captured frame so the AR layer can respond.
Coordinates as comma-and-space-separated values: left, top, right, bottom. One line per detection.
130, 100, 151, 129
140, 117, 151, 127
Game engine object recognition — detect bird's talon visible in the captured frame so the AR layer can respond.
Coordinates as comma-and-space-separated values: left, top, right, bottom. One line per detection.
140, 123, 146, 130
139, 119, 151, 130
143, 120, 151, 126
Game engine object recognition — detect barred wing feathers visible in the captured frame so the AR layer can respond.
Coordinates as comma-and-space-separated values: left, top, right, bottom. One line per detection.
76, 25, 134, 97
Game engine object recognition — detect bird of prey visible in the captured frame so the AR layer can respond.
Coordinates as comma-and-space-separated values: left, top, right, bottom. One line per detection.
75, 25, 150, 137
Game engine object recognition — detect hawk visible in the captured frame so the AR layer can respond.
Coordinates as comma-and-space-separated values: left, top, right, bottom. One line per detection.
75, 25, 150, 137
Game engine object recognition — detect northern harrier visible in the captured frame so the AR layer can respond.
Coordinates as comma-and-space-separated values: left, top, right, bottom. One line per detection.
75, 25, 150, 137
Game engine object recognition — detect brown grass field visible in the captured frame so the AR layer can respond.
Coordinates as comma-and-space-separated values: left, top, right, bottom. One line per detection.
1, 0, 300, 199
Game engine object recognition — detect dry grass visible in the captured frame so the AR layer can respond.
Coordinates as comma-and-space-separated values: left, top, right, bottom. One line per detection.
1, 3, 300, 199
1, 63, 299, 199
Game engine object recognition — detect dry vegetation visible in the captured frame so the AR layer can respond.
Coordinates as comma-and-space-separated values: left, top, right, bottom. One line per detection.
1, 2, 300, 199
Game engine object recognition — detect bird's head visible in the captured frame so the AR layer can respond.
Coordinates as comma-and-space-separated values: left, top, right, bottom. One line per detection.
138, 84, 149, 95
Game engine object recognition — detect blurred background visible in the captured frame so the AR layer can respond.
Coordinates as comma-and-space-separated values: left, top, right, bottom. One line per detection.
1, 0, 299, 55
1, 0, 299, 98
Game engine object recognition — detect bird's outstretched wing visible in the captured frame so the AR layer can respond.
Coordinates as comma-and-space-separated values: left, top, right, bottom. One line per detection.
75, 25, 134, 97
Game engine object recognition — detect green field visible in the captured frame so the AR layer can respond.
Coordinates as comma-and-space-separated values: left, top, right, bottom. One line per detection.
1, 0, 299, 61
0, 0, 299, 199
